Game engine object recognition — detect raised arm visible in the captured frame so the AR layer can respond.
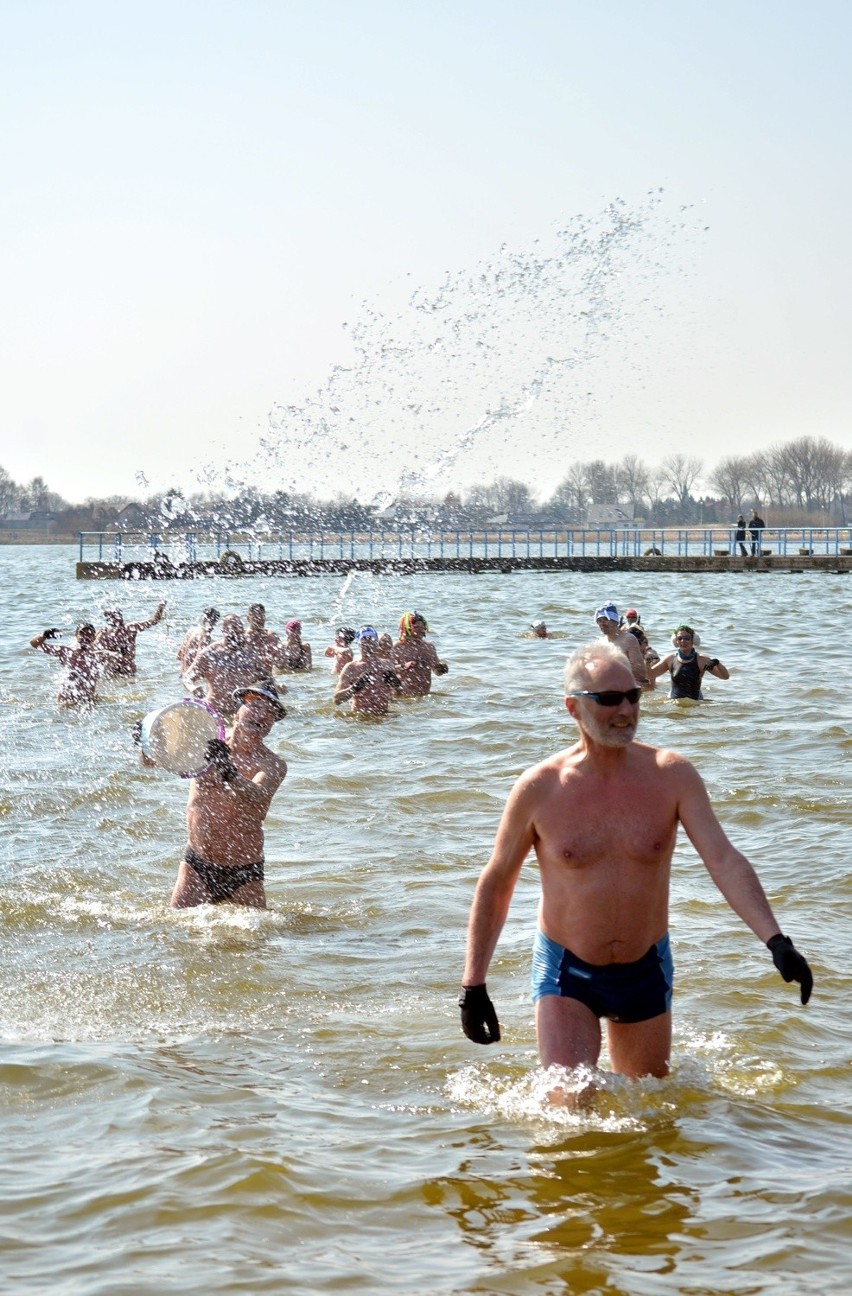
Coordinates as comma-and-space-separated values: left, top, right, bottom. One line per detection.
131, 601, 167, 633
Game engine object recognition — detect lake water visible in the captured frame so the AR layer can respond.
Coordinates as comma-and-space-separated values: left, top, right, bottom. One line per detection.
2, 546, 849, 1295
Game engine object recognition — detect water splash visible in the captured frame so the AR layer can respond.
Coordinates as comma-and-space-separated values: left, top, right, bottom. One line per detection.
200, 190, 706, 513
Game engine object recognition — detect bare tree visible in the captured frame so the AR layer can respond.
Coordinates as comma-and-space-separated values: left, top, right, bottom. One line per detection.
549, 463, 589, 521
709, 456, 751, 512
616, 454, 649, 519
661, 454, 703, 521
584, 460, 619, 504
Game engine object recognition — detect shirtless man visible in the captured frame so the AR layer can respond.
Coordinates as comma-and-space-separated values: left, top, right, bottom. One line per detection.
245, 603, 287, 675
186, 615, 270, 716
30, 623, 100, 706
162, 682, 288, 908
459, 640, 812, 1094
594, 602, 649, 687
177, 607, 219, 676
95, 601, 166, 678
324, 626, 356, 675
392, 611, 448, 697
334, 626, 402, 716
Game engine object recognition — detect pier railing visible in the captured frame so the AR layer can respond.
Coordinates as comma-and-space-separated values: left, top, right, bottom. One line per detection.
78, 526, 852, 566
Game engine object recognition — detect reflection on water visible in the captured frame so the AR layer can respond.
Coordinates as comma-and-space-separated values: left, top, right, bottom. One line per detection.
1, 549, 850, 1293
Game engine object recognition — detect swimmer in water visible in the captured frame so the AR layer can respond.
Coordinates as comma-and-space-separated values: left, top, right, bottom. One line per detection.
281, 620, 312, 673
30, 623, 100, 707
459, 640, 813, 1104
324, 626, 356, 675
649, 625, 729, 699
392, 611, 448, 697
177, 607, 220, 676
186, 615, 274, 716
149, 681, 288, 909
245, 603, 288, 676
528, 619, 552, 639
594, 601, 649, 687
334, 626, 403, 716
95, 601, 167, 678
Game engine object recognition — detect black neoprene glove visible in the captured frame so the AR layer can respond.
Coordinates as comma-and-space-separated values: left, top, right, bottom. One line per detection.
383, 669, 403, 688
131, 719, 143, 746
459, 983, 501, 1044
767, 934, 813, 1005
351, 673, 369, 694
43, 628, 59, 640
205, 738, 238, 783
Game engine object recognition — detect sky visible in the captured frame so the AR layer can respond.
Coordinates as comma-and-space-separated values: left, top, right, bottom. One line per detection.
1, 0, 851, 508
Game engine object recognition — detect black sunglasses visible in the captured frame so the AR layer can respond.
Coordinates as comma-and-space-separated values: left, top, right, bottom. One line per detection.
569, 688, 642, 706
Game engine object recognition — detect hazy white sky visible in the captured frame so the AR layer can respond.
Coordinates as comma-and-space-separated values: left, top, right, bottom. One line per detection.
2, 0, 850, 506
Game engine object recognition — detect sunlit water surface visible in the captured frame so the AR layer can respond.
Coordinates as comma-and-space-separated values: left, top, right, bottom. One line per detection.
1, 547, 849, 1294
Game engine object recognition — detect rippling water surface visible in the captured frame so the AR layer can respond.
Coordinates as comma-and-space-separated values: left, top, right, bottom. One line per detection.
1, 547, 849, 1294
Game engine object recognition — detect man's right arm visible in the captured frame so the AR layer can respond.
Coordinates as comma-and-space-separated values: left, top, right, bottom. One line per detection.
462, 774, 537, 986
648, 653, 674, 681
333, 663, 361, 706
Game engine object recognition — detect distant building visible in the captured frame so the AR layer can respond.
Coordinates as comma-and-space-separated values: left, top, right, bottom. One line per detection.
585, 504, 635, 528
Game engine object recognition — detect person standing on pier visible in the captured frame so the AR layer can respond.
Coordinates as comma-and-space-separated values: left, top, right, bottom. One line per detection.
749, 509, 766, 556
735, 515, 749, 557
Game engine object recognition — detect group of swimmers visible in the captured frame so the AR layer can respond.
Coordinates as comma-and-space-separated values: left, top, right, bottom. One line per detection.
29, 601, 168, 705
528, 603, 731, 702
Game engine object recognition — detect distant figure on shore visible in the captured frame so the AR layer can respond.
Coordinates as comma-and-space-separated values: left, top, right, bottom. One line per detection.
749, 509, 766, 556
245, 603, 287, 675
334, 626, 403, 716
594, 602, 649, 687
186, 615, 272, 716
95, 601, 166, 678
280, 620, 312, 672
649, 625, 729, 700
459, 639, 812, 1103
392, 611, 448, 697
30, 624, 100, 707
139, 681, 288, 909
177, 607, 220, 676
324, 627, 356, 675
735, 515, 748, 557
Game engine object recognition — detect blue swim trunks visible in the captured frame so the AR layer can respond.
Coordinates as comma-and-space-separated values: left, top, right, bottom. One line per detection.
531, 930, 673, 1023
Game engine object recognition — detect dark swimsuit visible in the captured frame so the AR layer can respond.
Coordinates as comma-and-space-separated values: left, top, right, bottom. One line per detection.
670, 651, 703, 700
184, 846, 264, 903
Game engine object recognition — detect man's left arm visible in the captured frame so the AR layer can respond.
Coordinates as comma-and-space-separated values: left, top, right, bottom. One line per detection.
676, 758, 812, 1002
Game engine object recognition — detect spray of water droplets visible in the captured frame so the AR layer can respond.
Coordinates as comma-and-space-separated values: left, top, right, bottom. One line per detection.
192, 190, 707, 515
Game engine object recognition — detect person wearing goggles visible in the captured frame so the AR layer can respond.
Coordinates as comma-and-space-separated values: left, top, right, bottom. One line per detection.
459, 639, 812, 1103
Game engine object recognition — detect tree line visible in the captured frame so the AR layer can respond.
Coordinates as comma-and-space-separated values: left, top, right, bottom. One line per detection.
1, 434, 849, 534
